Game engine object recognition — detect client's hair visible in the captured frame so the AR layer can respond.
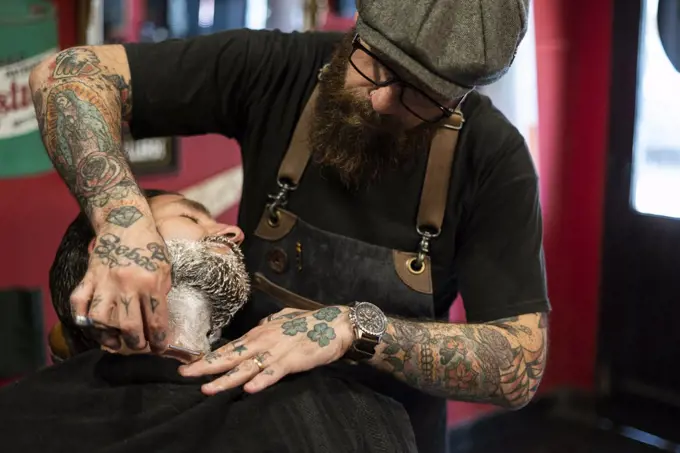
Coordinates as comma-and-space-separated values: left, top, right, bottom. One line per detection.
50, 189, 178, 354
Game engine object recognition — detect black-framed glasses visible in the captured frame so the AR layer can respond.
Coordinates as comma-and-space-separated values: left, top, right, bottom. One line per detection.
348, 34, 456, 123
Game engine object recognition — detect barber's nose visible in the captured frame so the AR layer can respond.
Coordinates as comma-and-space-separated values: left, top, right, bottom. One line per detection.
370, 85, 401, 114
213, 224, 244, 245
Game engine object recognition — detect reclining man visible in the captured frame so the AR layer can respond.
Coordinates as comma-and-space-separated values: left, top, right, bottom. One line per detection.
0, 189, 418, 453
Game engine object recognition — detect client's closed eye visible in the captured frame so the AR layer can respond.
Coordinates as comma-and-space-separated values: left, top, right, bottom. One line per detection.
180, 214, 200, 224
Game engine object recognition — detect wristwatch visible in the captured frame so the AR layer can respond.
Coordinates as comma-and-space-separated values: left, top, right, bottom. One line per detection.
344, 302, 388, 362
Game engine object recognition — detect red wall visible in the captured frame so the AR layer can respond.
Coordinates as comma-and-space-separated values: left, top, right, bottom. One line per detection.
535, 0, 612, 392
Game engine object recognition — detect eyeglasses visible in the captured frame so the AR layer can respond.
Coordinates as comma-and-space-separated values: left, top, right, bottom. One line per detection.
348, 34, 457, 123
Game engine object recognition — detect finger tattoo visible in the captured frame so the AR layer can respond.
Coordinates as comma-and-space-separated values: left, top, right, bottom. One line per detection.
149, 297, 159, 313
89, 294, 103, 311
120, 296, 132, 316
205, 350, 222, 364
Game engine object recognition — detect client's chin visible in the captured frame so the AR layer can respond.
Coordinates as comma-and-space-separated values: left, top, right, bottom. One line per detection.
165, 237, 250, 355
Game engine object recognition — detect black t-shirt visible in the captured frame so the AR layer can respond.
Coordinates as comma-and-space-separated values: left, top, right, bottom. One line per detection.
0, 350, 417, 452
123, 28, 549, 323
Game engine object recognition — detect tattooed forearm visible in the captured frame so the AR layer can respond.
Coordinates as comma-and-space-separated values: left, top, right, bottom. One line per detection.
29, 46, 145, 229
369, 312, 548, 408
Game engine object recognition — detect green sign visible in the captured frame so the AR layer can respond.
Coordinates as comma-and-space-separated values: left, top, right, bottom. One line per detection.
0, 0, 58, 179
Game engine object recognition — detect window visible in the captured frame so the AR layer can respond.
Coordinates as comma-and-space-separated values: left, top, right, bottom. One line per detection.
631, 0, 680, 219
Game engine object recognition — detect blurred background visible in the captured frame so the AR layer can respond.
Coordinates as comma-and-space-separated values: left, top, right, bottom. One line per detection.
0, 0, 679, 451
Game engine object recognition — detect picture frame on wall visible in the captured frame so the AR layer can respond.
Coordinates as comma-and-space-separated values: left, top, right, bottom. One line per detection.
82, 0, 180, 176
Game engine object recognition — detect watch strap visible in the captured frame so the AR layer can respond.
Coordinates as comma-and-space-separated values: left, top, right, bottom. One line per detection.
344, 334, 379, 362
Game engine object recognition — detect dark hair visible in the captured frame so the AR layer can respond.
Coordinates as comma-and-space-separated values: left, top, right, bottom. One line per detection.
49, 189, 178, 354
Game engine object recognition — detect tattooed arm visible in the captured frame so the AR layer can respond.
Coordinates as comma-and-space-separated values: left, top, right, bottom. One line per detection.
367, 312, 548, 409
29, 46, 145, 226
29, 46, 172, 353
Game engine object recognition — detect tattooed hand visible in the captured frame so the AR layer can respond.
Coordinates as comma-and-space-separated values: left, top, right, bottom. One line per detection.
179, 307, 355, 395
70, 224, 172, 353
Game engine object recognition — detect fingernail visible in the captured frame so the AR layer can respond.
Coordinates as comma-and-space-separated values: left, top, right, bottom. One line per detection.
202, 383, 219, 393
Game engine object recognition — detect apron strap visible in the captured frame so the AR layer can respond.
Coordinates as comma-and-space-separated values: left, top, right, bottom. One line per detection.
406, 102, 466, 274
277, 86, 320, 186
416, 108, 465, 235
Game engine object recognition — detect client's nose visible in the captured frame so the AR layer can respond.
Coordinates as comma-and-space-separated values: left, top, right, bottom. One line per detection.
213, 224, 244, 245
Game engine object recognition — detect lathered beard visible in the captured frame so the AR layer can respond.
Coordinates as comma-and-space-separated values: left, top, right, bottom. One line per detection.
164, 236, 250, 353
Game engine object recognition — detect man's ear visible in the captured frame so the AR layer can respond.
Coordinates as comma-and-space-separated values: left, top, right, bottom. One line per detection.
87, 238, 96, 254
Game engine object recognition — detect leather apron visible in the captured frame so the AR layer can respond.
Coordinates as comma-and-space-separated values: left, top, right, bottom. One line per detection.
229, 87, 465, 453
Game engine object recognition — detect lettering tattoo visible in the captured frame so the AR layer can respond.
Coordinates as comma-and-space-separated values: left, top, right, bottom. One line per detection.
373, 313, 548, 408
32, 47, 140, 226
149, 297, 160, 313
92, 233, 170, 272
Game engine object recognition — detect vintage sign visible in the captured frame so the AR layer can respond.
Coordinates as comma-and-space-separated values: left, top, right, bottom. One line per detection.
0, 0, 58, 179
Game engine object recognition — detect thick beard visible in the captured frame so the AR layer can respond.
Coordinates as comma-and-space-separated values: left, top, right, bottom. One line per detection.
165, 236, 250, 342
309, 32, 437, 189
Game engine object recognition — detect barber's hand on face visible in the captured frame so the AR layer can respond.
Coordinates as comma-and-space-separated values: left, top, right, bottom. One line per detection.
179, 307, 355, 395
70, 222, 172, 353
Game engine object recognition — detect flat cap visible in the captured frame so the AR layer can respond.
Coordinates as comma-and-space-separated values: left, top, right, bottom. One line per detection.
355, 0, 530, 100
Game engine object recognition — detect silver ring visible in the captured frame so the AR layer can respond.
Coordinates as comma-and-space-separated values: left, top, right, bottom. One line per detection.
252, 357, 265, 371
74, 315, 93, 327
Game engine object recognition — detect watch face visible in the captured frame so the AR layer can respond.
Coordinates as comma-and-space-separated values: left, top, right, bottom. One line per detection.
355, 303, 387, 336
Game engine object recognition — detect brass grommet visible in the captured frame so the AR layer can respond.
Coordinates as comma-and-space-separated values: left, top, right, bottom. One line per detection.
406, 257, 425, 275
267, 210, 281, 228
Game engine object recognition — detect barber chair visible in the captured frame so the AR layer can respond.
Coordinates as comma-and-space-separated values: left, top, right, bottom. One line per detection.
47, 322, 72, 363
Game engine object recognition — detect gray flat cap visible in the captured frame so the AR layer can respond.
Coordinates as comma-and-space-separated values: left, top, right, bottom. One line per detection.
355, 0, 530, 100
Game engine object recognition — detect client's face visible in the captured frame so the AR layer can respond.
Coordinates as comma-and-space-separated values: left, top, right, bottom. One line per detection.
151, 194, 251, 352
102, 194, 250, 356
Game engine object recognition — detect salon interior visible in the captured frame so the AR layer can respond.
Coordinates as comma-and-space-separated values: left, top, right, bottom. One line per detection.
0, 0, 679, 451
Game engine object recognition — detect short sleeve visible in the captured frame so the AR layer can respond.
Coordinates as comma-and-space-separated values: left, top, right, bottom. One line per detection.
123, 29, 314, 141
455, 137, 550, 323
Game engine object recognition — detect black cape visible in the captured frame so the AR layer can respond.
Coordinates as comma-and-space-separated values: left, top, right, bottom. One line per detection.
0, 349, 418, 453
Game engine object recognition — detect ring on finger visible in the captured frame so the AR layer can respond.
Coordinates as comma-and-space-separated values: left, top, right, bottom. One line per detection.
74, 315, 93, 327
252, 356, 265, 371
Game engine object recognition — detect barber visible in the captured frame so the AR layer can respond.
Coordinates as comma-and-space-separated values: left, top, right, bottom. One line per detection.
31, 1, 549, 452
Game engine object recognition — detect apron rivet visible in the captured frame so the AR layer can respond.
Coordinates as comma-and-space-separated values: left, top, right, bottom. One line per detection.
266, 247, 289, 274
406, 257, 426, 275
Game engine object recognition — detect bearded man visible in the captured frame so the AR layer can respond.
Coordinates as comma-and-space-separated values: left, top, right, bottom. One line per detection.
0, 190, 417, 453
30, 2, 550, 452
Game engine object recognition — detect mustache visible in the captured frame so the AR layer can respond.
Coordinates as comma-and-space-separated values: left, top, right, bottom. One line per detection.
200, 234, 244, 257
